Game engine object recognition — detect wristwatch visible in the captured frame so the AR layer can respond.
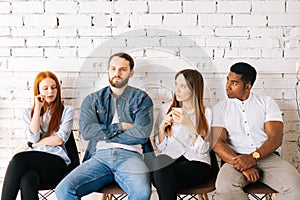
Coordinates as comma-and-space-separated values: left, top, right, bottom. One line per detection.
251, 151, 261, 160
27, 141, 33, 149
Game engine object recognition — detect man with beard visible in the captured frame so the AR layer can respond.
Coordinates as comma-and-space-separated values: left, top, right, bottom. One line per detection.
212, 62, 300, 200
55, 52, 154, 200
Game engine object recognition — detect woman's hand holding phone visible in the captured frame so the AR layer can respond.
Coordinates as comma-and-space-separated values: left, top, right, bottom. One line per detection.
171, 107, 183, 123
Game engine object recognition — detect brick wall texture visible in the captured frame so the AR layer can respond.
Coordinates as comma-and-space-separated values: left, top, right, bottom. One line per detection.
0, 0, 300, 196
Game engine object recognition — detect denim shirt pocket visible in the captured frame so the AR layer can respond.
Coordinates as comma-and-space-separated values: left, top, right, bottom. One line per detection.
129, 104, 140, 120
95, 105, 107, 124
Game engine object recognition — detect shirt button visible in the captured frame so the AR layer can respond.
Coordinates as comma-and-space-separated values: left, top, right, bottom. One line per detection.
247, 134, 249, 136
244, 121, 247, 123
242, 110, 245, 112
104, 136, 107, 139
114, 132, 117, 135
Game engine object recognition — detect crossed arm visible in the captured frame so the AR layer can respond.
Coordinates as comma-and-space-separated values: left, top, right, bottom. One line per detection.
212, 121, 283, 182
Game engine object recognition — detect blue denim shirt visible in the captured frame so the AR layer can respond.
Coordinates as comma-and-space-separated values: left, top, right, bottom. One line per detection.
79, 85, 154, 162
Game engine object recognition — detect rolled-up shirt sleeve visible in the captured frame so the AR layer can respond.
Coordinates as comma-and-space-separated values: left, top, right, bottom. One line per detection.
53, 106, 75, 142
23, 108, 41, 143
23, 106, 75, 143
155, 135, 168, 151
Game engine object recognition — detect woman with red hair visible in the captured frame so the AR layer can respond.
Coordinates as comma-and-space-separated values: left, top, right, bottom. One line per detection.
1, 71, 74, 200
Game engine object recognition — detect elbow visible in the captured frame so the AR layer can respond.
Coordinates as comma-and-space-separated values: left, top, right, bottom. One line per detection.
277, 139, 282, 148
57, 137, 64, 146
212, 141, 221, 152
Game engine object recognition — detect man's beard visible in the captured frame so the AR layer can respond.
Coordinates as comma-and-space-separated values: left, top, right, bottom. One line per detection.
109, 76, 130, 88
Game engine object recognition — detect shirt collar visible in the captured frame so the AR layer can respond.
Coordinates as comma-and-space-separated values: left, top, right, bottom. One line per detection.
232, 92, 253, 105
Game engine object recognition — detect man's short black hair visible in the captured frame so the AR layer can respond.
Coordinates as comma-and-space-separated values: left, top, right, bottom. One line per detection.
108, 52, 134, 70
230, 62, 257, 86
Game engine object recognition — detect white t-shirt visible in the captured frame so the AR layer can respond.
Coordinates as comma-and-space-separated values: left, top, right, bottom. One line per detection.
212, 93, 283, 154
154, 103, 212, 165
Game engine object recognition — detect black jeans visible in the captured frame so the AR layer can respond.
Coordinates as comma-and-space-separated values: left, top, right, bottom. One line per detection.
1, 151, 67, 200
153, 154, 211, 200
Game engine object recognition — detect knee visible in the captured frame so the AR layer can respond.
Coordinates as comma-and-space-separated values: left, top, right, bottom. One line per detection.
216, 164, 245, 192
20, 170, 39, 190
130, 184, 151, 200
55, 178, 75, 198
215, 174, 230, 192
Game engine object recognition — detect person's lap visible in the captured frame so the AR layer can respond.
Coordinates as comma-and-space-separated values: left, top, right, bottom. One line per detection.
56, 148, 151, 198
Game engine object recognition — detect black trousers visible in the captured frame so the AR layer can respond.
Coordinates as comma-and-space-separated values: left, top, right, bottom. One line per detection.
1, 151, 67, 200
153, 154, 211, 200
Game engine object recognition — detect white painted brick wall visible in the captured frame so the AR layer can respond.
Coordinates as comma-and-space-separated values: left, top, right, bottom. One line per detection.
12, 28, 44, 37
183, 1, 216, 13
287, 1, 300, 13
148, 1, 182, 13
24, 14, 57, 27
218, 1, 251, 13
199, 14, 232, 26
45, 1, 78, 14
268, 14, 300, 26
59, 15, 91, 27
233, 14, 267, 26
252, 1, 285, 13
0, 27, 10, 36
163, 14, 197, 27
130, 14, 162, 27
115, 1, 148, 13
12, 48, 43, 57
79, 2, 113, 14
12, 2, 44, 14
0, 15, 23, 27
0, 2, 11, 14
1, 0, 300, 199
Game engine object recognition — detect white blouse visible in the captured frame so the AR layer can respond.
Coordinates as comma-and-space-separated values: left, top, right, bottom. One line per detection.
23, 105, 75, 165
154, 103, 212, 165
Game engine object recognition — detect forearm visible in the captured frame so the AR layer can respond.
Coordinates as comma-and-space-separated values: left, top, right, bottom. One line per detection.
109, 124, 151, 145
213, 141, 236, 164
157, 129, 166, 144
256, 138, 282, 160
33, 135, 63, 147
29, 109, 41, 134
80, 122, 119, 141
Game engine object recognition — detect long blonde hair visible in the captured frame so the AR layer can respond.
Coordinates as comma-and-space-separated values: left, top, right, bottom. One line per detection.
165, 69, 209, 139
31, 71, 64, 137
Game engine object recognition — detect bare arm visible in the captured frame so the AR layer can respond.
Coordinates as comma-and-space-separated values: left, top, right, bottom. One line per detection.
233, 121, 283, 171
213, 126, 261, 181
212, 126, 236, 164
256, 121, 283, 159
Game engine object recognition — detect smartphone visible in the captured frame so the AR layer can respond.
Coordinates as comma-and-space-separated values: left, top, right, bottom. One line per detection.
172, 107, 182, 113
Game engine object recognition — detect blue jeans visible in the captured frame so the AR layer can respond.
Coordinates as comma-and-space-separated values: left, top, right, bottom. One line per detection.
55, 148, 151, 200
